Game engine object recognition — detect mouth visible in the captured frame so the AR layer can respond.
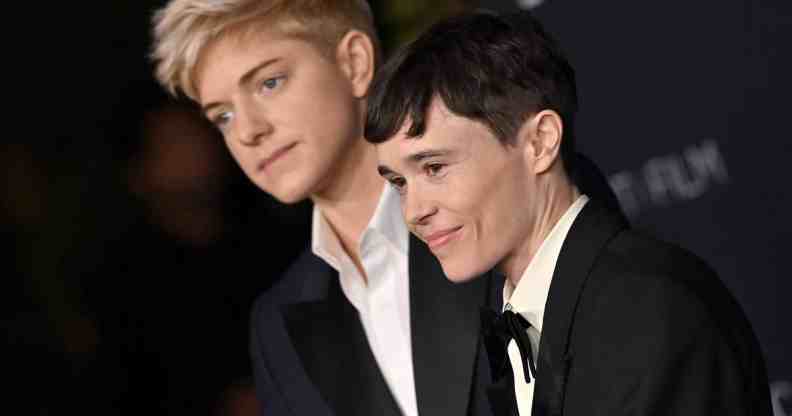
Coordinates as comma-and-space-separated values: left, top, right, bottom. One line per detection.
258, 142, 297, 172
423, 226, 463, 251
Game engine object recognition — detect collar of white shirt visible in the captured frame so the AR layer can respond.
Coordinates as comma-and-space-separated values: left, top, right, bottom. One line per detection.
502, 194, 588, 416
502, 194, 590, 328
311, 184, 408, 272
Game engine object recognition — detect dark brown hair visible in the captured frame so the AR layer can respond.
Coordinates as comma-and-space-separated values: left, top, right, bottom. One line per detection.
365, 10, 578, 168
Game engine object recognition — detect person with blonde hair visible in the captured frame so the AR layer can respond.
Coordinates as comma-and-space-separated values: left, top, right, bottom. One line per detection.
150, 1, 499, 415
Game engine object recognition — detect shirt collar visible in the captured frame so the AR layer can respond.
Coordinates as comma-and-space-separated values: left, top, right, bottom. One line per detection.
362, 184, 409, 255
311, 184, 408, 271
503, 195, 590, 332
311, 205, 344, 271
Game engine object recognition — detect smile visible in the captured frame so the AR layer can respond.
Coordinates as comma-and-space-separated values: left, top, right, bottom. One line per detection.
424, 226, 463, 251
258, 142, 297, 172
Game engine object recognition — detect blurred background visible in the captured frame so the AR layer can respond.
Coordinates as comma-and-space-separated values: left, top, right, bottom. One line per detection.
5, 1, 790, 415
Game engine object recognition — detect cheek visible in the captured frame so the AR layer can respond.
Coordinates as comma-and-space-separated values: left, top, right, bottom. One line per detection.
299, 72, 359, 134
293, 98, 359, 157
445, 165, 508, 230
465, 162, 529, 253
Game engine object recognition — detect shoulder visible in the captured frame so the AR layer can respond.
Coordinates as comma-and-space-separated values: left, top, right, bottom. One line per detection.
564, 230, 770, 410
591, 230, 723, 308
580, 229, 753, 345
250, 247, 324, 319
603, 229, 714, 279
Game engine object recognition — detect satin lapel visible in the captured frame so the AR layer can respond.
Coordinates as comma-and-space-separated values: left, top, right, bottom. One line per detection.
282, 259, 401, 416
409, 235, 491, 415
532, 201, 628, 416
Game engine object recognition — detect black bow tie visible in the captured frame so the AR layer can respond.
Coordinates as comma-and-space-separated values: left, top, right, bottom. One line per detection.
481, 307, 537, 384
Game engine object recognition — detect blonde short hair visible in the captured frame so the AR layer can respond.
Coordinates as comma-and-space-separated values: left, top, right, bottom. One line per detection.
151, 0, 380, 100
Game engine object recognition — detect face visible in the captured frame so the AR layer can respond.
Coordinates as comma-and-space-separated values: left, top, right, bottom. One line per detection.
377, 99, 539, 282
194, 28, 364, 203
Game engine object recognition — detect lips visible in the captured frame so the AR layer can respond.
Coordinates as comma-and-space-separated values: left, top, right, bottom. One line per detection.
258, 142, 297, 172
423, 226, 463, 250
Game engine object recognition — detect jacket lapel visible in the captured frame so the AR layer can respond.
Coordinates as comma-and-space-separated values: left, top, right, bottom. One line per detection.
282, 254, 401, 416
532, 201, 628, 416
409, 235, 493, 415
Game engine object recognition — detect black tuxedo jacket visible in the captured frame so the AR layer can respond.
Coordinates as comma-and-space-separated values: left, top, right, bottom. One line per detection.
250, 234, 501, 415
487, 201, 773, 416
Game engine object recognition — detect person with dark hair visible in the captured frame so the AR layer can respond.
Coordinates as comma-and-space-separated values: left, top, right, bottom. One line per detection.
366, 10, 772, 416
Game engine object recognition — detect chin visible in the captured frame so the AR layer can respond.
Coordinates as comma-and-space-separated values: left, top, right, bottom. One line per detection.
440, 261, 486, 284
256, 176, 314, 204
269, 188, 310, 204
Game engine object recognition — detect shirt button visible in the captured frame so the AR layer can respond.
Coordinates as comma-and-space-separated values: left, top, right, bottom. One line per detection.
504, 303, 513, 311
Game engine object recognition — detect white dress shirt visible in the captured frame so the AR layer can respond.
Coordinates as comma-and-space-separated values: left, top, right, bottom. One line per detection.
502, 195, 589, 416
311, 185, 418, 416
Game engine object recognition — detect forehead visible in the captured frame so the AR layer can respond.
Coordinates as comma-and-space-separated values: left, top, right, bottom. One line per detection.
192, 28, 321, 102
376, 99, 494, 165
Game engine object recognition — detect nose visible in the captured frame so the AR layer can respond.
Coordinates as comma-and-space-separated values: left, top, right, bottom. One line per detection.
235, 101, 273, 146
404, 184, 437, 227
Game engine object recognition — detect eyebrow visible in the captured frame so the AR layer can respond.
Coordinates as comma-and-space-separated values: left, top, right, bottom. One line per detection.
407, 149, 453, 163
201, 57, 282, 115
376, 148, 455, 177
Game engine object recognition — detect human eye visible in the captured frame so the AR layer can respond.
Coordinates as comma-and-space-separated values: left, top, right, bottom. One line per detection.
258, 75, 286, 93
423, 162, 447, 178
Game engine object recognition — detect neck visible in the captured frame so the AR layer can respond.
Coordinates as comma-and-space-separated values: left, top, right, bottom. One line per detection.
501, 176, 580, 288
312, 137, 384, 278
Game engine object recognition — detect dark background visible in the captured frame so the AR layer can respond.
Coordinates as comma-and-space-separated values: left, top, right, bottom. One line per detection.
5, 1, 789, 414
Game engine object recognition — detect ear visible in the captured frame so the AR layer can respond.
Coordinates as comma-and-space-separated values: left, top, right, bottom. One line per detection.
519, 110, 564, 175
335, 30, 375, 98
